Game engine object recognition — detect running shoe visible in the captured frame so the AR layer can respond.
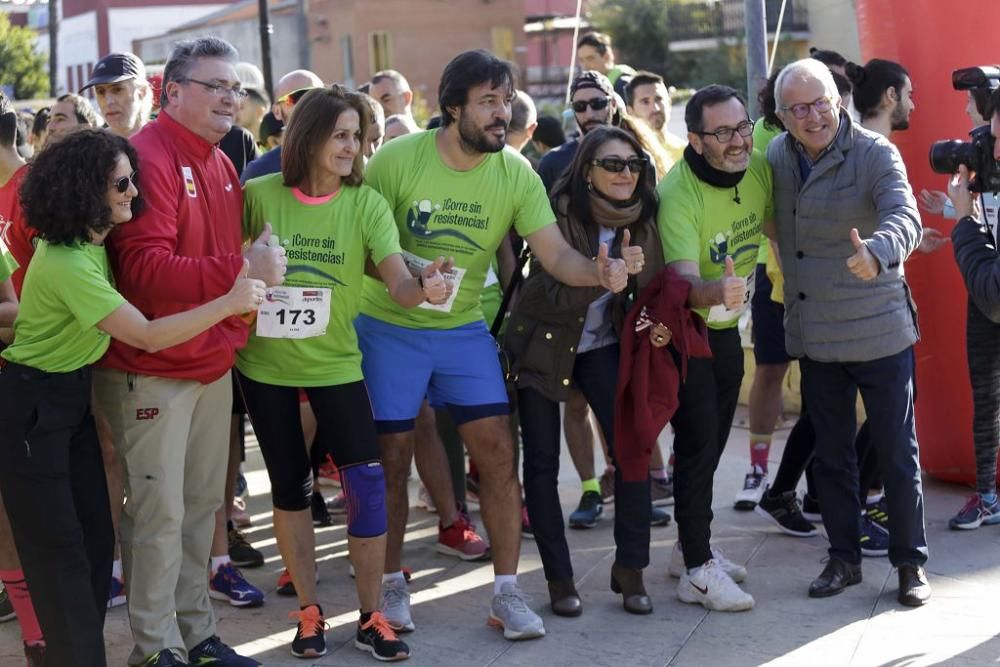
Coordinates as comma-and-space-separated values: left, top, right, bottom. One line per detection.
188, 635, 259, 666
949, 493, 1000, 530
865, 496, 890, 532
355, 611, 411, 661
311, 490, 334, 527
108, 573, 127, 608
755, 487, 817, 537
568, 491, 603, 529
734, 464, 768, 510
209, 563, 264, 608
650, 505, 671, 526
380, 577, 414, 632
228, 527, 264, 568
802, 493, 822, 522
230, 497, 252, 529
0, 588, 14, 622
860, 514, 889, 557
488, 582, 545, 640
436, 514, 490, 561
668, 541, 747, 583
327, 490, 348, 515
317, 455, 340, 488
650, 475, 674, 506
677, 560, 754, 612
140, 650, 186, 666
277, 566, 319, 597
290, 604, 327, 658
415, 485, 436, 513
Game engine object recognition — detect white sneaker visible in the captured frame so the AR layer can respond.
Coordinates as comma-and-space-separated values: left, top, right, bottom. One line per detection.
668, 541, 747, 583
416, 485, 437, 513
380, 578, 414, 632
677, 560, 754, 612
734, 465, 768, 510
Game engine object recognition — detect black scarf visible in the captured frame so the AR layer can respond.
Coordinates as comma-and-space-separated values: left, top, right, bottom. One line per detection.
683, 144, 747, 204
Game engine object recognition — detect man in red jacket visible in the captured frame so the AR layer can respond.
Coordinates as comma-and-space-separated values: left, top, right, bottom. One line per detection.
91, 38, 285, 667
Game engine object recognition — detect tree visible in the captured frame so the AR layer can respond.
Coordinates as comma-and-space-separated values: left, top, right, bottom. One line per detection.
0, 13, 49, 100
589, 0, 800, 96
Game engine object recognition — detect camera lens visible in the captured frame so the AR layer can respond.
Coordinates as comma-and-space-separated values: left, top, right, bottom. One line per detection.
929, 140, 980, 175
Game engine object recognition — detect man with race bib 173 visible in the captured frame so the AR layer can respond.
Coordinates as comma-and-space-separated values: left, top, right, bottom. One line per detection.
656, 84, 772, 613
355, 49, 634, 640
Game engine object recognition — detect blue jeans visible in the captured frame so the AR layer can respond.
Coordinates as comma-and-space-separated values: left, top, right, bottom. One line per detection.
800, 347, 928, 566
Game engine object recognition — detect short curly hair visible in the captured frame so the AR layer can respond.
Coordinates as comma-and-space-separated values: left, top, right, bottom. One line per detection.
19, 128, 142, 245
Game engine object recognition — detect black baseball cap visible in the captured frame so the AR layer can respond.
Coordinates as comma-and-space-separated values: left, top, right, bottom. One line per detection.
80, 53, 146, 92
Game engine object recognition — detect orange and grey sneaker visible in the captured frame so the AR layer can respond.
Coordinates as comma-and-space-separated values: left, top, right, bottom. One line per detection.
290, 604, 327, 658
355, 611, 410, 661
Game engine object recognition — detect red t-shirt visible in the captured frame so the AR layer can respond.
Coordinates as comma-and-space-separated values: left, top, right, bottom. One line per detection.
102, 111, 247, 384
0, 164, 33, 295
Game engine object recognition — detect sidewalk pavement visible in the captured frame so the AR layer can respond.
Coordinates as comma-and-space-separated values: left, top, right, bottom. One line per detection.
2, 406, 998, 666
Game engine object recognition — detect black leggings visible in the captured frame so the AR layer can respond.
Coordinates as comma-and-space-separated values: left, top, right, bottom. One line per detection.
237, 373, 381, 511
966, 298, 1000, 494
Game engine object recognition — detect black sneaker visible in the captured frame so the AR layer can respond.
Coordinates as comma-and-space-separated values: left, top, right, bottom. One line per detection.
312, 490, 334, 527
228, 526, 264, 568
290, 604, 327, 658
0, 587, 15, 622
188, 635, 259, 666
355, 611, 411, 661
140, 650, 188, 666
24, 643, 46, 667
802, 493, 821, 522
755, 487, 818, 537
568, 491, 603, 529
865, 496, 889, 531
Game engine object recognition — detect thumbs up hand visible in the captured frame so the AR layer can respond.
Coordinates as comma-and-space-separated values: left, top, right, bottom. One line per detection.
596, 242, 628, 293
621, 229, 645, 275
720, 256, 746, 310
846, 228, 879, 281
245, 222, 287, 286
420, 256, 449, 305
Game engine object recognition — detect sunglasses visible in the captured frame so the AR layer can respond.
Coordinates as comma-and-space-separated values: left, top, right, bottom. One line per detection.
592, 156, 647, 174
571, 97, 610, 113
276, 87, 315, 106
114, 172, 137, 194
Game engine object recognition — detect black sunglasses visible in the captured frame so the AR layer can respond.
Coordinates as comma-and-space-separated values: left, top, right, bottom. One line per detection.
571, 97, 610, 113
114, 172, 137, 194
592, 156, 647, 174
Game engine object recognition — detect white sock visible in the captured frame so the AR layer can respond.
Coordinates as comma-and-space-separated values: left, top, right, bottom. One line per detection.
494, 574, 517, 595
111, 559, 123, 580
210, 555, 231, 575
382, 571, 406, 585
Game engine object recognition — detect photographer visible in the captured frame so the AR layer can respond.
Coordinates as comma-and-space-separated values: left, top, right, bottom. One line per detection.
947, 84, 1000, 530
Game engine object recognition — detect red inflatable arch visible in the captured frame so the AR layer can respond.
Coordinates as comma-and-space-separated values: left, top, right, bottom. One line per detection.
856, 0, 1000, 484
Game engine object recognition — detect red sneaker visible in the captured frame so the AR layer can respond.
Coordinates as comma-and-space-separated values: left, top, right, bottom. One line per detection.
436, 514, 490, 561
317, 454, 340, 488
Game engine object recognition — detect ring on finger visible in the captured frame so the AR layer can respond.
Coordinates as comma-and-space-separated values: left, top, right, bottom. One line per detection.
654, 334, 664, 343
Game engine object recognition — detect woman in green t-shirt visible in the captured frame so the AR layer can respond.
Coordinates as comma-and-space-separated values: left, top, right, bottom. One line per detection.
237, 86, 448, 662
0, 128, 264, 667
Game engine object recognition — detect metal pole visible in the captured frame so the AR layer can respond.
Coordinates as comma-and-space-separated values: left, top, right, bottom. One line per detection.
257, 0, 274, 100
48, 0, 58, 97
565, 0, 583, 105
296, 0, 310, 71
744, 0, 768, 119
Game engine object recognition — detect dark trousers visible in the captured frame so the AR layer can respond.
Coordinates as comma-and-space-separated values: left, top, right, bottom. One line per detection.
671, 326, 744, 568
0, 362, 113, 666
966, 298, 1000, 494
800, 347, 927, 566
520, 344, 651, 581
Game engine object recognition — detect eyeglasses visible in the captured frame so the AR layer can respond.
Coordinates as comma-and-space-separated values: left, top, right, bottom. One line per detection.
698, 120, 754, 143
114, 172, 137, 194
780, 97, 834, 120
592, 156, 647, 173
276, 87, 316, 107
571, 97, 610, 113
182, 78, 248, 100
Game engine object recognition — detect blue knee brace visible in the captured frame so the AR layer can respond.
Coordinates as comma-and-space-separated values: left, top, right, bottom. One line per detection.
340, 461, 388, 537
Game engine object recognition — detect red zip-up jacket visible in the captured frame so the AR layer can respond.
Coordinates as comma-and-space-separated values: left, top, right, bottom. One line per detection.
615, 268, 713, 482
0, 164, 32, 296
102, 111, 247, 384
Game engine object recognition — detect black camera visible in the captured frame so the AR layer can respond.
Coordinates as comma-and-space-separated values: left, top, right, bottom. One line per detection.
929, 66, 1000, 193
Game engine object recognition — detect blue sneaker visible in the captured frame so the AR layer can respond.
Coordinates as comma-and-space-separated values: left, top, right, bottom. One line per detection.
108, 574, 126, 608
188, 636, 259, 666
141, 650, 189, 666
568, 491, 603, 529
650, 505, 671, 527
949, 493, 1000, 530
859, 514, 889, 557
209, 563, 264, 608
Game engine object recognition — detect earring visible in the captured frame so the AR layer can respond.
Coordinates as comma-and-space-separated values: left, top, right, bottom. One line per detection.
587, 180, 593, 192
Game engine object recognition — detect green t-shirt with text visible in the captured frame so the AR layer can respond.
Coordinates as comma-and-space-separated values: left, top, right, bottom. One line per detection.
657, 150, 773, 329
238, 174, 402, 386
3, 240, 125, 371
360, 130, 553, 329
752, 121, 783, 264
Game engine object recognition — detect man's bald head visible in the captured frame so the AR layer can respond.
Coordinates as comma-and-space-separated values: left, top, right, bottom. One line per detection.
274, 69, 324, 121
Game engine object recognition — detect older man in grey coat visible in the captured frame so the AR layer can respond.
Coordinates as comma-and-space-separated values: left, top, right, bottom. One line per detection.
766, 58, 930, 607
